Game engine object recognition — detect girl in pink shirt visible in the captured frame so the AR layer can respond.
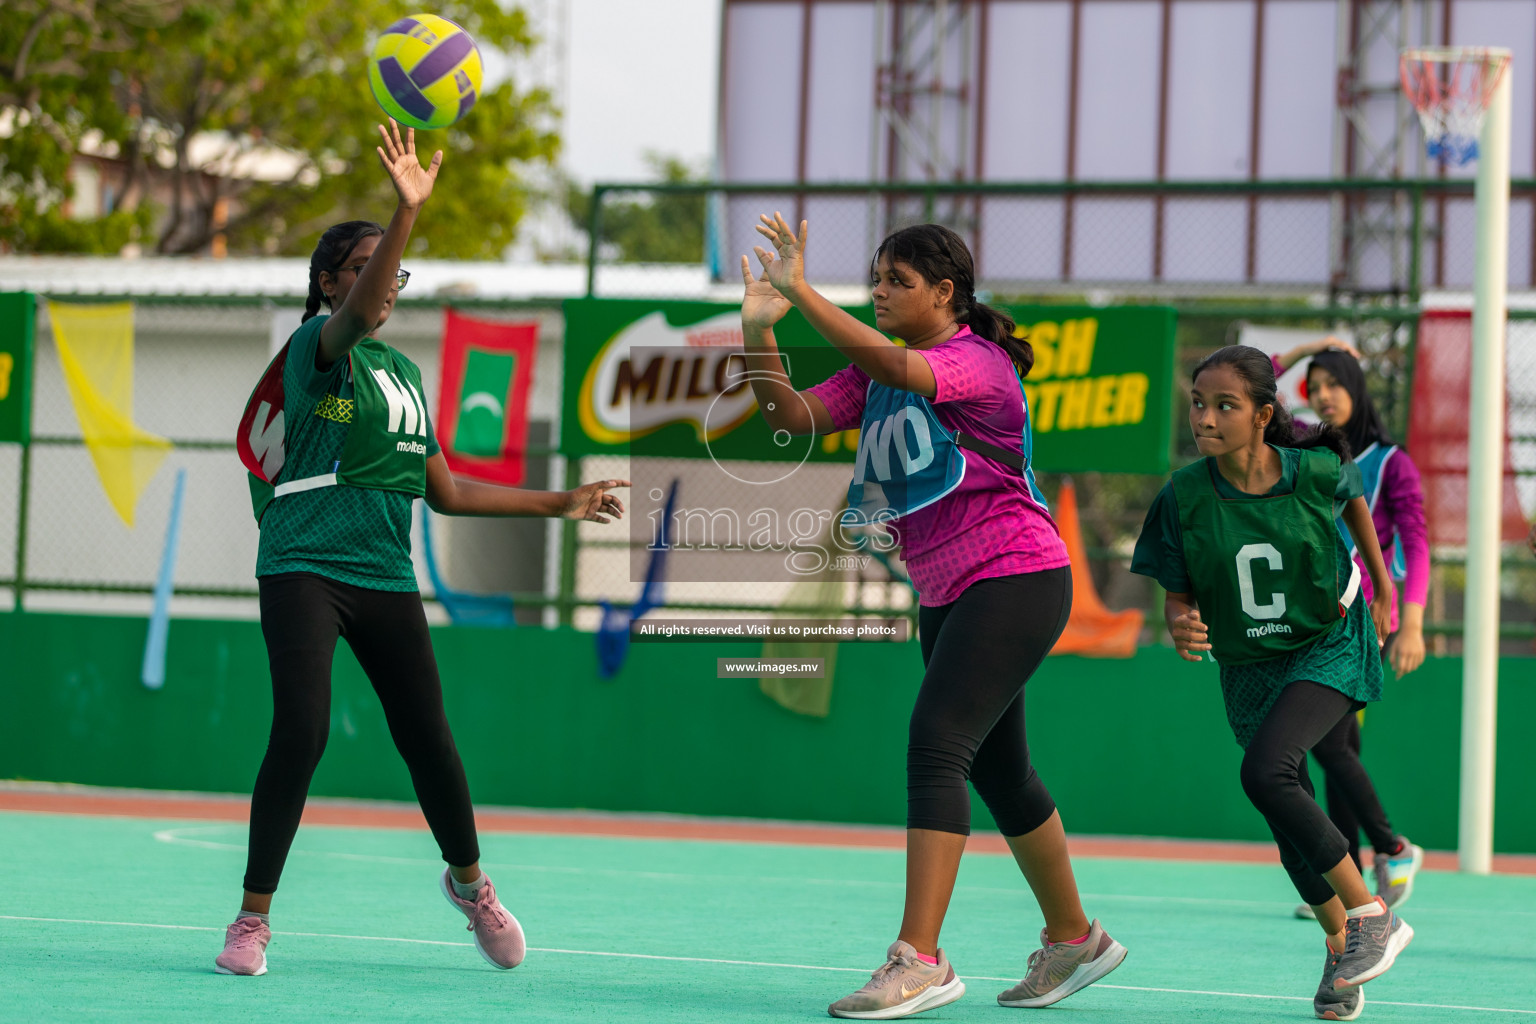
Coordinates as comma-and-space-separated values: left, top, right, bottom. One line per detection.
738, 214, 1125, 1020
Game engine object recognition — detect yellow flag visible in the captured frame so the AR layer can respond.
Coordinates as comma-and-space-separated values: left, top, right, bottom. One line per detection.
47, 301, 172, 526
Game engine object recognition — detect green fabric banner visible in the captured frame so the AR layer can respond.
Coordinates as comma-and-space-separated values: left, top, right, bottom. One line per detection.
451, 348, 517, 458
0, 292, 35, 444
561, 298, 1175, 474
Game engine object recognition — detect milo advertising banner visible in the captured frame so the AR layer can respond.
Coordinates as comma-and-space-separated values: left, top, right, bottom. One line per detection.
561, 299, 1174, 474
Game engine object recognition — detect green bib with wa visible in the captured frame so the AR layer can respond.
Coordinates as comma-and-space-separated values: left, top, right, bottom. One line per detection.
238, 333, 430, 522
1172, 449, 1352, 664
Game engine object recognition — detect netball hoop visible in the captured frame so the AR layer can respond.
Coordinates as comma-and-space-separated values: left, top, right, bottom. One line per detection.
1401, 45, 1512, 878
1400, 47, 1510, 165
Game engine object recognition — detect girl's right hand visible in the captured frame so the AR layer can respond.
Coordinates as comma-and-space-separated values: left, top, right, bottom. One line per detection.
1171, 609, 1210, 662
376, 119, 443, 210
740, 250, 792, 332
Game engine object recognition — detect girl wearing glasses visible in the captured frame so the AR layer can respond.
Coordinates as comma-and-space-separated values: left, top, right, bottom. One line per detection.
219, 121, 629, 978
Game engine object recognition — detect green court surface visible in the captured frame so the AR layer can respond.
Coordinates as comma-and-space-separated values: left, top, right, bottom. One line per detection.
2, 811, 1532, 1023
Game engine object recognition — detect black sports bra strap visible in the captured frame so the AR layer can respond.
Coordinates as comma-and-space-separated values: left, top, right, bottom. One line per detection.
953, 431, 1026, 474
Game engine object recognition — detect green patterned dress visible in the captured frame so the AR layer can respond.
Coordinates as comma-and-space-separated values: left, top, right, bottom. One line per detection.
1131, 446, 1381, 747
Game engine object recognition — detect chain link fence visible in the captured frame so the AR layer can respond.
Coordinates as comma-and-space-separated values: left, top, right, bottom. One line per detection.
4, 179, 1533, 646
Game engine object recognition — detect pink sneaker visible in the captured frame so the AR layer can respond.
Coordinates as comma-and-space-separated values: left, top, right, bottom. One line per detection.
440, 870, 525, 969
214, 916, 270, 976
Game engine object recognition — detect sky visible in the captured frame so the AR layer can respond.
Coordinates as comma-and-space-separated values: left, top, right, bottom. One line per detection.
554, 0, 722, 184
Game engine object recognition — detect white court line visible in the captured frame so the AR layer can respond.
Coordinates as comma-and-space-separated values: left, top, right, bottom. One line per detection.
3, 914, 1533, 1016
148, 828, 1536, 918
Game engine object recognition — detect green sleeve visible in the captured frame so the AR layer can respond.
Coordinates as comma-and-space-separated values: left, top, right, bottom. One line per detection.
282, 314, 345, 399
1337, 459, 1364, 502
1131, 481, 1191, 594
424, 401, 442, 458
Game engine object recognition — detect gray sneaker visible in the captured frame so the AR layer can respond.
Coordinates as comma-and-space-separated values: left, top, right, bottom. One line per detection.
1373, 838, 1425, 910
1295, 903, 1318, 920
997, 920, 1127, 1008
1333, 898, 1413, 990
827, 940, 965, 1020
1314, 943, 1364, 1020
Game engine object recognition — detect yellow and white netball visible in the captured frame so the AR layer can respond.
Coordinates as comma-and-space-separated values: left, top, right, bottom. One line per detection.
367, 14, 483, 130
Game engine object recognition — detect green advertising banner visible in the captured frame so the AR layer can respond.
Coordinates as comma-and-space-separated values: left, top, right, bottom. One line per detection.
561, 298, 1175, 474
0, 292, 36, 444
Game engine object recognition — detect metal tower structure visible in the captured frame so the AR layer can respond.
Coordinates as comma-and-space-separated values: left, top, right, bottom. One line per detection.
1331, 0, 1437, 300
869, 0, 981, 241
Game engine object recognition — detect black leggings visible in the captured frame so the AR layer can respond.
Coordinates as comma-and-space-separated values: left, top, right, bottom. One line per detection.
1311, 711, 1398, 868
910, 567, 1072, 837
1240, 681, 1360, 907
244, 573, 480, 894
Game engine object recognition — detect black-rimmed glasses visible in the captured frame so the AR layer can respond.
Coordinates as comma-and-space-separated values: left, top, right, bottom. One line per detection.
336, 264, 410, 291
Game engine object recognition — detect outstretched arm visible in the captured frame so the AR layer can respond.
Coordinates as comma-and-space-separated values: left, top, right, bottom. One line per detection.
754, 212, 936, 398
425, 454, 629, 522
318, 120, 443, 369
1274, 335, 1361, 373
1342, 496, 1392, 646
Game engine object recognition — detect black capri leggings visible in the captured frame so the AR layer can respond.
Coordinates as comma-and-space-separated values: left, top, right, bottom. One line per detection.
244, 572, 480, 894
909, 567, 1072, 837
1311, 709, 1398, 869
1240, 680, 1360, 907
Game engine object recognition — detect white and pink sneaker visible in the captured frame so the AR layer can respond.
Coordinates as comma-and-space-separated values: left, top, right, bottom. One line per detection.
214, 916, 270, 976
440, 869, 525, 969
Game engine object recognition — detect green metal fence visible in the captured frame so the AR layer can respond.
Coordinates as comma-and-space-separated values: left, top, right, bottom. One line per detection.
4, 178, 1534, 649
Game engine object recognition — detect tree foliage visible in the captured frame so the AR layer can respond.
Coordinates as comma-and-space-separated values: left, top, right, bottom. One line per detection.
0, 0, 559, 258
566, 154, 707, 263
0, 0, 177, 252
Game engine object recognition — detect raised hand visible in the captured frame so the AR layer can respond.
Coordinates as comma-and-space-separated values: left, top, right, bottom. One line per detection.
740, 250, 792, 332
1171, 609, 1210, 663
752, 211, 809, 298
562, 479, 630, 524
376, 119, 443, 210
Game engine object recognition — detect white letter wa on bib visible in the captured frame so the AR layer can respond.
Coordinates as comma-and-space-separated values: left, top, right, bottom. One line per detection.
852, 409, 936, 484
371, 369, 428, 437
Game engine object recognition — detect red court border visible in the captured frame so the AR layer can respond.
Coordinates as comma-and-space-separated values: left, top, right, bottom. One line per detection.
3, 784, 1532, 875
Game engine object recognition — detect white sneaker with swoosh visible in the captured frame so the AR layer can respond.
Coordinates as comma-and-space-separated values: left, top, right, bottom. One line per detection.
827, 940, 965, 1020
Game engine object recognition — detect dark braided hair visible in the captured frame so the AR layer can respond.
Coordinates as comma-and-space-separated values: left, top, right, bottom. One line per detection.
302, 220, 385, 322
871, 224, 1034, 376
1192, 345, 1352, 461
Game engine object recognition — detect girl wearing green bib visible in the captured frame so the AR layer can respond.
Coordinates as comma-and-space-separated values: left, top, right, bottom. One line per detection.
217, 122, 629, 980
1131, 346, 1413, 1020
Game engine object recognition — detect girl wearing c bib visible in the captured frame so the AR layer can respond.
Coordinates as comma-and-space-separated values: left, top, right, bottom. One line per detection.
739, 214, 1125, 1020
1131, 345, 1414, 1020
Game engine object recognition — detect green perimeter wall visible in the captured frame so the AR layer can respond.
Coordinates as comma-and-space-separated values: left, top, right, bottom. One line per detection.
2, 611, 1532, 853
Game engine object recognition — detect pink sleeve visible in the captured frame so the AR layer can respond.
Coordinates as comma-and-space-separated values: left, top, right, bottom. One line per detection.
1382, 451, 1430, 607
805, 364, 872, 432
1271, 355, 1285, 379
925, 338, 1008, 411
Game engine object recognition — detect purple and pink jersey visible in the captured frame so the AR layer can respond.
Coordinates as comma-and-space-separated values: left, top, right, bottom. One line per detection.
807, 328, 1069, 606
1270, 354, 1429, 627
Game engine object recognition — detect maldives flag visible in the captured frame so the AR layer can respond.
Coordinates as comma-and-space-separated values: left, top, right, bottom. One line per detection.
436, 308, 539, 486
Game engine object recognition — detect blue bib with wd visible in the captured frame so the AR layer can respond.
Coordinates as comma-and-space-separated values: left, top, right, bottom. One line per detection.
846, 379, 1040, 522
1335, 442, 1407, 581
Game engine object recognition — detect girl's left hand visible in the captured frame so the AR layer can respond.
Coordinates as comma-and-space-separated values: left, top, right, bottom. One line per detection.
377, 119, 442, 210
563, 479, 630, 523
1369, 592, 1393, 647
752, 212, 809, 298
1390, 626, 1426, 676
